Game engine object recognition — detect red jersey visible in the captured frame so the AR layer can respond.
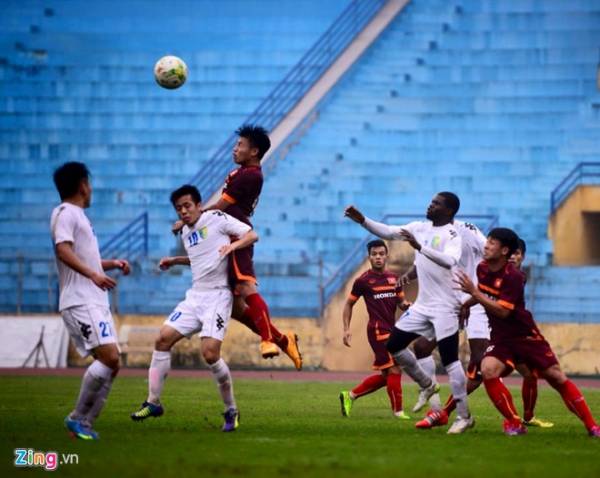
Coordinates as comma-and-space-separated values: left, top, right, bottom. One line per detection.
221, 165, 263, 226
349, 269, 404, 336
476, 261, 542, 344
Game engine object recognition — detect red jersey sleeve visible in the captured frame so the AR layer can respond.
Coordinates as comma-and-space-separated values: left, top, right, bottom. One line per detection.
349, 278, 364, 302
497, 269, 524, 311
223, 169, 261, 204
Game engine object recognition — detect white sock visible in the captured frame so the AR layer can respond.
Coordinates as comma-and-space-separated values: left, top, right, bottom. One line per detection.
71, 360, 113, 420
83, 376, 114, 427
209, 358, 236, 411
446, 360, 469, 418
392, 349, 432, 389
417, 356, 437, 383
148, 350, 171, 405
418, 356, 441, 410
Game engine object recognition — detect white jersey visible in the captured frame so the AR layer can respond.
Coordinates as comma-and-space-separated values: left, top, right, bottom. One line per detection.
363, 218, 462, 313
454, 219, 486, 285
181, 210, 251, 291
50, 202, 109, 311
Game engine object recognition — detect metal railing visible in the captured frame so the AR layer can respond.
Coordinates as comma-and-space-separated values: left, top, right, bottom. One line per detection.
189, 0, 387, 198
321, 213, 499, 309
550, 162, 600, 213
99, 212, 148, 261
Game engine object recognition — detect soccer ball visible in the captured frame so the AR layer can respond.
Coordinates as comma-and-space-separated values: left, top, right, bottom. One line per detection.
154, 55, 188, 89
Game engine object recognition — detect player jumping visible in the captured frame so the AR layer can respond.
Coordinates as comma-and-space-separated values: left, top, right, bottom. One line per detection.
339, 240, 411, 419
174, 125, 302, 369
51, 162, 130, 440
455, 227, 600, 437
131, 185, 258, 432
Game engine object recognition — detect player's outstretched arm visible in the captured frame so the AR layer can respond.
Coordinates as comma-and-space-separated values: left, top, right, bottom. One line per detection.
102, 259, 130, 275
159, 256, 190, 270
55, 242, 117, 290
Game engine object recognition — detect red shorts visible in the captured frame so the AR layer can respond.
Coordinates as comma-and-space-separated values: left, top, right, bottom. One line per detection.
484, 337, 559, 374
367, 328, 395, 371
228, 245, 257, 288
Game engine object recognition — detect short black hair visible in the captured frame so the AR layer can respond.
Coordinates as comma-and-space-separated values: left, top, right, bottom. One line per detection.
170, 184, 201, 206
367, 239, 388, 254
488, 227, 520, 258
236, 124, 271, 159
438, 191, 460, 216
517, 238, 527, 256
53, 162, 90, 200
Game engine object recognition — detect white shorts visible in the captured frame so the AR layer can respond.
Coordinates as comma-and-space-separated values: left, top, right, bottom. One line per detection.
465, 304, 490, 340
164, 288, 232, 341
61, 304, 118, 357
396, 307, 458, 341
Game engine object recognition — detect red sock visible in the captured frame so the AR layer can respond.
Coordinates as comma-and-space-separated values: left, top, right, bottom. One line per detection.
556, 380, 597, 431
351, 374, 387, 398
484, 378, 521, 424
522, 376, 538, 422
238, 306, 289, 349
245, 293, 284, 343
443, 394, 456, 415
386, 373, 403, 412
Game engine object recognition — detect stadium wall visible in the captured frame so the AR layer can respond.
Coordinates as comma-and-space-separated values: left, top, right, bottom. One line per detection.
548, 185, 600, 265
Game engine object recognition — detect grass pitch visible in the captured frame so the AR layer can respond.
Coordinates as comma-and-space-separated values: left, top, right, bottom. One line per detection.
1, 375, 599, 477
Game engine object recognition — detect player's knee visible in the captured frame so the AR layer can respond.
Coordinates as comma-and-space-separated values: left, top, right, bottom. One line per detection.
542, 365, 566, 387
155, 334, 174, 351
99, 352, 120, 371
202, 348, 220, 365
236, 281, 256, 298
413, 337, 435, 359
481, 361, 501, 380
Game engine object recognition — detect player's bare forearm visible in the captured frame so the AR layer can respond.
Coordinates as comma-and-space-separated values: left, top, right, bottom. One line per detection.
472, 290, 511, 319
462, 295, 478, 309
56, 242, 96, 279
342, 301, 354, 331
101, 259, 130, 274
202, 197, 231, 212
232, 230, 258, 250
342, 300, 355, 347
170, 256, 191, 266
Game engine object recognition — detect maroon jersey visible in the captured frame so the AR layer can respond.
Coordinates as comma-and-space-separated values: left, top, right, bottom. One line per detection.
221, 165, 263, 226
476, 261, 543, 344
349, 269, 404, 338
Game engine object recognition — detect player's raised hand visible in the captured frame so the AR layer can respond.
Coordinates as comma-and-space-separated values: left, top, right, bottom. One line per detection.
114, 259, 130, 275
344, 205, 365, 224
91, 272, 117, 291
171, 220, 184, 235
454, 270, 477, 295
343, 330, 352, 347
159, 257, 174, 271
399, 229, 421, 250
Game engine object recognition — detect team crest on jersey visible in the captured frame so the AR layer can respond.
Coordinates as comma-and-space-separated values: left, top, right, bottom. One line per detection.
494, 278, 502, 288
198, 226, 208, 239
387, 277, 396, 285
368, 279, 376, 284
431, 236, 441, 249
